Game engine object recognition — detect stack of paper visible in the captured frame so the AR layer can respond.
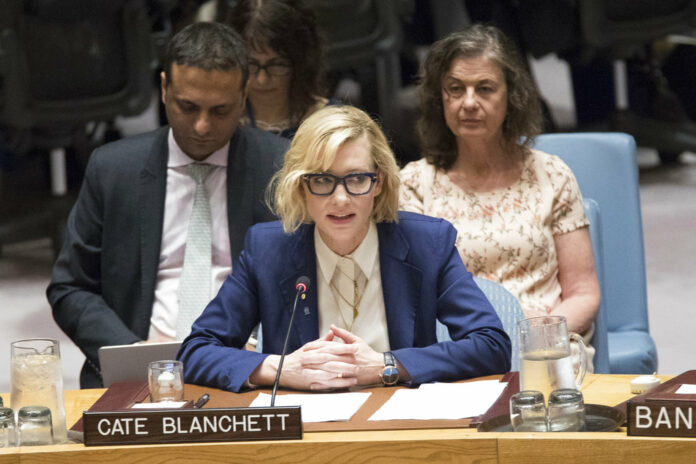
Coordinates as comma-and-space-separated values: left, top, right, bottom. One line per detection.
368, 380, 507, 421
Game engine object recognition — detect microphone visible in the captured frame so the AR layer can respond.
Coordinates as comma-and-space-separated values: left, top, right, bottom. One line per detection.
270, 276, 310, 407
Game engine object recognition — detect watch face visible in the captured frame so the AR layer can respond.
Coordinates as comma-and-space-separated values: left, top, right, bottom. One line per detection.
382, 366, 399, 385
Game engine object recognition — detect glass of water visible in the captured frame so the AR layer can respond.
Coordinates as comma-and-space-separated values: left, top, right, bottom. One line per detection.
10, 339, 67, 443
547, 388, 585, 431
510, 390, 548, 432
17, 406, 53, 446
0, 407, 16, 447
148, 360, 184, 402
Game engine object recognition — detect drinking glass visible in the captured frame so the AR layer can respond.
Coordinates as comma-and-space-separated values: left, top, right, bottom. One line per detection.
510, 390, 548, 432
17, 406, 53, 446
148, 360, 184, 402
0, 407, 16, 447
10, 339, 67, 443
547, 388, 586, 431
518, 316, 587, 402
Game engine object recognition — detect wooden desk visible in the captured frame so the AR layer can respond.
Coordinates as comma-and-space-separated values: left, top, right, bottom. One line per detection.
3, 374, 696, 464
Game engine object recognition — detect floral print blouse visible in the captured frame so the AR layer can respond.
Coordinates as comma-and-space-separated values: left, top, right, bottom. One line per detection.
399, 150, 589, 317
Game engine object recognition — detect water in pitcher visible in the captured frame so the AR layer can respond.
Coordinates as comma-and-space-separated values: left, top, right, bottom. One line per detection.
519, 349, 576, 402
10, 353, 67, 443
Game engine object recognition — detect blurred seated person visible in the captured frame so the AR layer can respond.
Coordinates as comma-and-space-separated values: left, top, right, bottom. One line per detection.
178, 105, 511, 392
220, 0, 333, 139
47, 22, 288, 388
399, 26, 600, 370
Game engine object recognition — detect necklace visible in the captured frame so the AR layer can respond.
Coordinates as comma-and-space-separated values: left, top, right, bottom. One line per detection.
329, 262, 368, 332
255, 118, 292, 133
330, 279, 366, 320
328, 286, 355, 332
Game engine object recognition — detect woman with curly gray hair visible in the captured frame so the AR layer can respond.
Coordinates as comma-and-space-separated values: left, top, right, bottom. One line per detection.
400, 25, 599, 370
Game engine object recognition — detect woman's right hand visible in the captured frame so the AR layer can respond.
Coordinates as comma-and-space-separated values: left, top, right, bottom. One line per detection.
249, 331, 360, 390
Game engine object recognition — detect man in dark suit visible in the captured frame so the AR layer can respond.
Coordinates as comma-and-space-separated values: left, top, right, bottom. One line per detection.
47, 22, 288, 388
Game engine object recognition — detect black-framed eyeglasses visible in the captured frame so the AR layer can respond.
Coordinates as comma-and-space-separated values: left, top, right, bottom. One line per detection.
302, 172, 378, 196
248, 61, 292, 77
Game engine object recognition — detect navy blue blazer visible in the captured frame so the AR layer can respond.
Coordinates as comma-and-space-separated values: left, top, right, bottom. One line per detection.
178, 212, 511, 392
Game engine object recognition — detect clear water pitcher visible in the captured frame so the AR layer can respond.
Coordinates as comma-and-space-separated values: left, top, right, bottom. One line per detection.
518, 316, 587, 403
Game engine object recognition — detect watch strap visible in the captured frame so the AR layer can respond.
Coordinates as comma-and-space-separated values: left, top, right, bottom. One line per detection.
383, 351, 396, 368
381, 351, 399, 385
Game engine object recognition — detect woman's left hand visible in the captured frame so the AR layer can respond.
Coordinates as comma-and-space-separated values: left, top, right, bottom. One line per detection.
309, 325, 384, 386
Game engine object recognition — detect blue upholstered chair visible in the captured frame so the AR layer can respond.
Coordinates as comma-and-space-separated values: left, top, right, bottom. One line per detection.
534, 133, 658, 374
583, 199, 610, 373
437, 276, 524, 372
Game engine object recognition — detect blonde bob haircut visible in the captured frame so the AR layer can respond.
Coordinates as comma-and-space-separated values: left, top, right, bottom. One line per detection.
268, 105, 400, 233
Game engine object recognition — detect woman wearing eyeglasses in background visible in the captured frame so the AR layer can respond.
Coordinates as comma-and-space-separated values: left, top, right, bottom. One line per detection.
178, 105, 511, 392
220, 0, 334, 139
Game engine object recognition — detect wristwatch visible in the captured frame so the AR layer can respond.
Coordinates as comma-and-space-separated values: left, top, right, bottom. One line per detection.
380, 351, 399, 386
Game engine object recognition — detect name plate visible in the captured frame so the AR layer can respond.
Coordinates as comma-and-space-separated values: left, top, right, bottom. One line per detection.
83, 406, 302, 446
627, 401, 696, 437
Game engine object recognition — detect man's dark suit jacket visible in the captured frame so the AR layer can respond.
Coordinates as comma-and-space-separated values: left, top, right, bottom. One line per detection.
46, 125, 288, 388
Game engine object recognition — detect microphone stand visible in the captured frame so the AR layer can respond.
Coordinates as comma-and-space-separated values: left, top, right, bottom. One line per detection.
270, 280, 308, 406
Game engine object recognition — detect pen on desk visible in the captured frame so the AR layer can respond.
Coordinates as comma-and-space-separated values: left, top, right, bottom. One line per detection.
193, 393, 210, 409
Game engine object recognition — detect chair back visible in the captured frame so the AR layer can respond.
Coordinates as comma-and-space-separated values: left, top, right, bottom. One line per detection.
574, 0, 696, 159
534, 132, 657, 373
578, 0, 696, 54
583, 198, 610, 373
437, 276, 524, 372
0, 0, 154, 132
308, 0, 403, 134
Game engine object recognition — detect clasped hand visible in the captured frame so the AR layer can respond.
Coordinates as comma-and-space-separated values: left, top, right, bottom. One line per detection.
263, 325, 383, 391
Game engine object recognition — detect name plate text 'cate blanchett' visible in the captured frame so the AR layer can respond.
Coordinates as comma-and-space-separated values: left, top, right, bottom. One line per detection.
627, 401, 696, 438
83, 406, 302, 446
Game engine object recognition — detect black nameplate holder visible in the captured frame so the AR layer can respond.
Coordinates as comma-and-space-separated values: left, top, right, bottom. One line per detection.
83, 406, 302, 446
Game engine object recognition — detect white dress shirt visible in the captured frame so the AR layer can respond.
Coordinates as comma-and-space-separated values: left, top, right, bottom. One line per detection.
315, 222, 390, 353
148, 130, 232, 340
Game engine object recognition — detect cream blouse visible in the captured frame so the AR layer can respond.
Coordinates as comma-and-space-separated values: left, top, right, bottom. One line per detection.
314, 222, 390, 353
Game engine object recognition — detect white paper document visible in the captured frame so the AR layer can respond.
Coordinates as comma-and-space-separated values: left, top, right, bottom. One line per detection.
250, 392, 371, 423
130, 401, 188, 409
369, 380, 507, 421
675, 384, 696, 394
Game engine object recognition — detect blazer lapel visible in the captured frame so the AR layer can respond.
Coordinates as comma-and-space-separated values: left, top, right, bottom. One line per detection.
278, 225, 320, 346
137, 128, 169, 337
225, 129, 252, 260
378, 222, 422, 349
